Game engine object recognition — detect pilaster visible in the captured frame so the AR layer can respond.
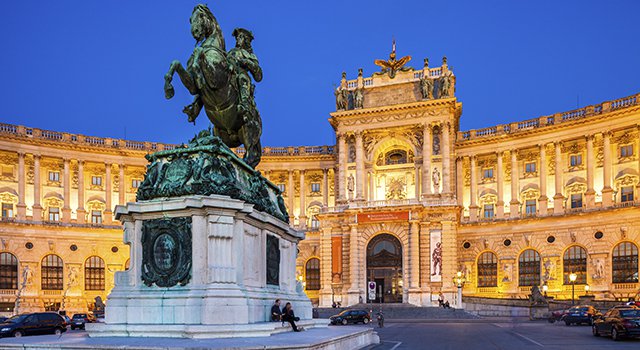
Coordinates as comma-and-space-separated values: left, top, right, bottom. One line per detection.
319, 227, 333, 306
337, 133, 347, 202
288, 170, 294, 223
76, 160, 86, 223
585, 134, 596, 208
32, 155, 42, 221
496, 152, 505, 218
553, 142, 564, 214
509, 150, 520, 217
601, 131, 613, 206
16, 152, 26, 220
469, 156, 479, 221
62, 158, 71, 222
355, 131, 365, 201
442, 122, 451, 195
322, 168, 329, 207
538, 144, 548, 215
421, 124, 432, 197
299, 170, 306, 229
104, 163, 113, 224
119, 164, 126, 206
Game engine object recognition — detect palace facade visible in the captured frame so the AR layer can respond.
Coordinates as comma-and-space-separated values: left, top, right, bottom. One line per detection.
1, 54, 639, 314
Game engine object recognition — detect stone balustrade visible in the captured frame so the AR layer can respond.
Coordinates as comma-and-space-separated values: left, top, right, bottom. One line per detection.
456, 93, 640, 142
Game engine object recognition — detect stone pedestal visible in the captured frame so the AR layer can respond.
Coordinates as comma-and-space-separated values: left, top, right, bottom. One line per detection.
88, 195, 313, 338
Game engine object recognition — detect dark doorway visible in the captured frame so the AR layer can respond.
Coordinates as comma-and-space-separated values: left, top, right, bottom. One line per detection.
367, 233, 403, 303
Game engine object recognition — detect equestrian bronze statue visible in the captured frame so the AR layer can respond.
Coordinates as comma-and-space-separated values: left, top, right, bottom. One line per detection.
164, 4, 263, 168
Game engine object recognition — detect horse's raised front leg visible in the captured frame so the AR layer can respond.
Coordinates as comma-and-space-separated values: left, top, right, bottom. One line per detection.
164, 60, 198, 99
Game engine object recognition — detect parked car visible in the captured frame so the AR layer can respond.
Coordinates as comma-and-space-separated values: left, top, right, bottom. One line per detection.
564, 305, 599, 325
70, 313, 96, 330
592, 307, 640, 341
0, 317, 8, 323
329, 309, 371, 325
0, 312, 67, 338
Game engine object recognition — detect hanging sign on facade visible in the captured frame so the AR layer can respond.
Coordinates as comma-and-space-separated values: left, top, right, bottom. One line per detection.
357, 211, 409, 223
430, 229, 442, 282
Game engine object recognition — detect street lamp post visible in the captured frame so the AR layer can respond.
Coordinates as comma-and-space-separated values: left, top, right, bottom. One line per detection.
569, 272, 577, 305
454, 271, 466, 308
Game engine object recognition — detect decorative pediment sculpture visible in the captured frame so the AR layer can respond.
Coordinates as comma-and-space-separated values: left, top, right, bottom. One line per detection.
374, 39, 412, 79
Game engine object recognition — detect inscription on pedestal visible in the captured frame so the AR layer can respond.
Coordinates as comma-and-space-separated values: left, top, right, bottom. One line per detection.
141, 217, 192, 287
266, 235, 280, 285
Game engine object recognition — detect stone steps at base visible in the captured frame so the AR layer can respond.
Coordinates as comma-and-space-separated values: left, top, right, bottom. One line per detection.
86, 319, 330, 339
316, 304, 479, 320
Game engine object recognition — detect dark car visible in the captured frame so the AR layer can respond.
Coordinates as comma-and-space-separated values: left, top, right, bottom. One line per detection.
329, 309, 371, 325
70, 313, 96, 330
592, 307, 640, 341
0, 312, 67, 338
0, 317, 7, 323
564, 305, 598, 325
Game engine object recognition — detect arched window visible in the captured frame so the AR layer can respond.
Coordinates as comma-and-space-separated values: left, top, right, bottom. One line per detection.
563, 246, 587, 284
41, 255, 63, 290
305, 258, 320, 291
477, 252, 497, 287
518, 249, 540, 287
384, 150, 408, 165
85, 256, 105, 290
0, 253, 18, 289
612, 242, 639, 283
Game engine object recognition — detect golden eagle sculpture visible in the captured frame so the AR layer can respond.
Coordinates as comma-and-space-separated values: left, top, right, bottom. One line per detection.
374, 40, 412, 78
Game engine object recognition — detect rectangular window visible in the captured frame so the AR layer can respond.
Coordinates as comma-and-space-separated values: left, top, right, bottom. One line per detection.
92, 176, 102, 186
621, 186, 634, 202
311, 216, 320, 229
483, 204, 494, 218
91, 210, 102, 224
620, 145, 633, 158
525, 162, 536, 173
525, 199, 536, 216
48, 171, 60, 182
131, 179, 141, 188
483, 168, 494, 179
569, 154, 582, 167
277, 184, 286, 193
570, 193, 583, 209
311, 183, 321, 193
1, 203, 13, 218
48, 207, 60, 222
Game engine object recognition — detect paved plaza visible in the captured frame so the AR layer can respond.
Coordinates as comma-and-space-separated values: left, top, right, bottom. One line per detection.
367, 320, 640, 350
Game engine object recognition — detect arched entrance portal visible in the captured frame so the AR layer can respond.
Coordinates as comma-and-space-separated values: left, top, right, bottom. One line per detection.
367, 233, 403, 303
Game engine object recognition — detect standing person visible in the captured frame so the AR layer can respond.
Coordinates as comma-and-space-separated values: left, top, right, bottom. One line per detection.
271, 299, 283, 322
282, 302, 303, 332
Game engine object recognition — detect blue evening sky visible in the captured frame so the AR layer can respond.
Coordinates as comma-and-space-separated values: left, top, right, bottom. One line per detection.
1, 1, 639, 147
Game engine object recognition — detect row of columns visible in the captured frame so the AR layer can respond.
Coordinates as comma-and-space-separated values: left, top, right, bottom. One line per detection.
13, 153, 126, 224
465, 133, 622, 220
268, 168, 331, 228
337, 122, 454, 202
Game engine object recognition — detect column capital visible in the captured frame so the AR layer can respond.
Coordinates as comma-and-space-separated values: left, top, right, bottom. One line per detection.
585, 134, 595, 142
17, 151, 25, 158
76, 159, 85, 166
354, 130, 364, 138
63, 157, 71, 163
322, 167, 329, 174
603, 130, 613, 138
33, 154, 41, 161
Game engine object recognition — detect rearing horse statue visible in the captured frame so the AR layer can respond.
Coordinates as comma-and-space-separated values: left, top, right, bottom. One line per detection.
164, 4, 262, 168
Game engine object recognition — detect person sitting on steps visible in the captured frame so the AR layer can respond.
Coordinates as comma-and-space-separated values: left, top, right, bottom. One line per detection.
282, 302, 304, 332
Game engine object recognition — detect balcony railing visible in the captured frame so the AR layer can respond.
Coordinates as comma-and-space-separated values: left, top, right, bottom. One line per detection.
322, 197, 457, 213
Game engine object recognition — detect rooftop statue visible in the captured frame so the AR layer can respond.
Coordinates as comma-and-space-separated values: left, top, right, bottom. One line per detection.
374, 39, 412, 79
164, 4, 263, 168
